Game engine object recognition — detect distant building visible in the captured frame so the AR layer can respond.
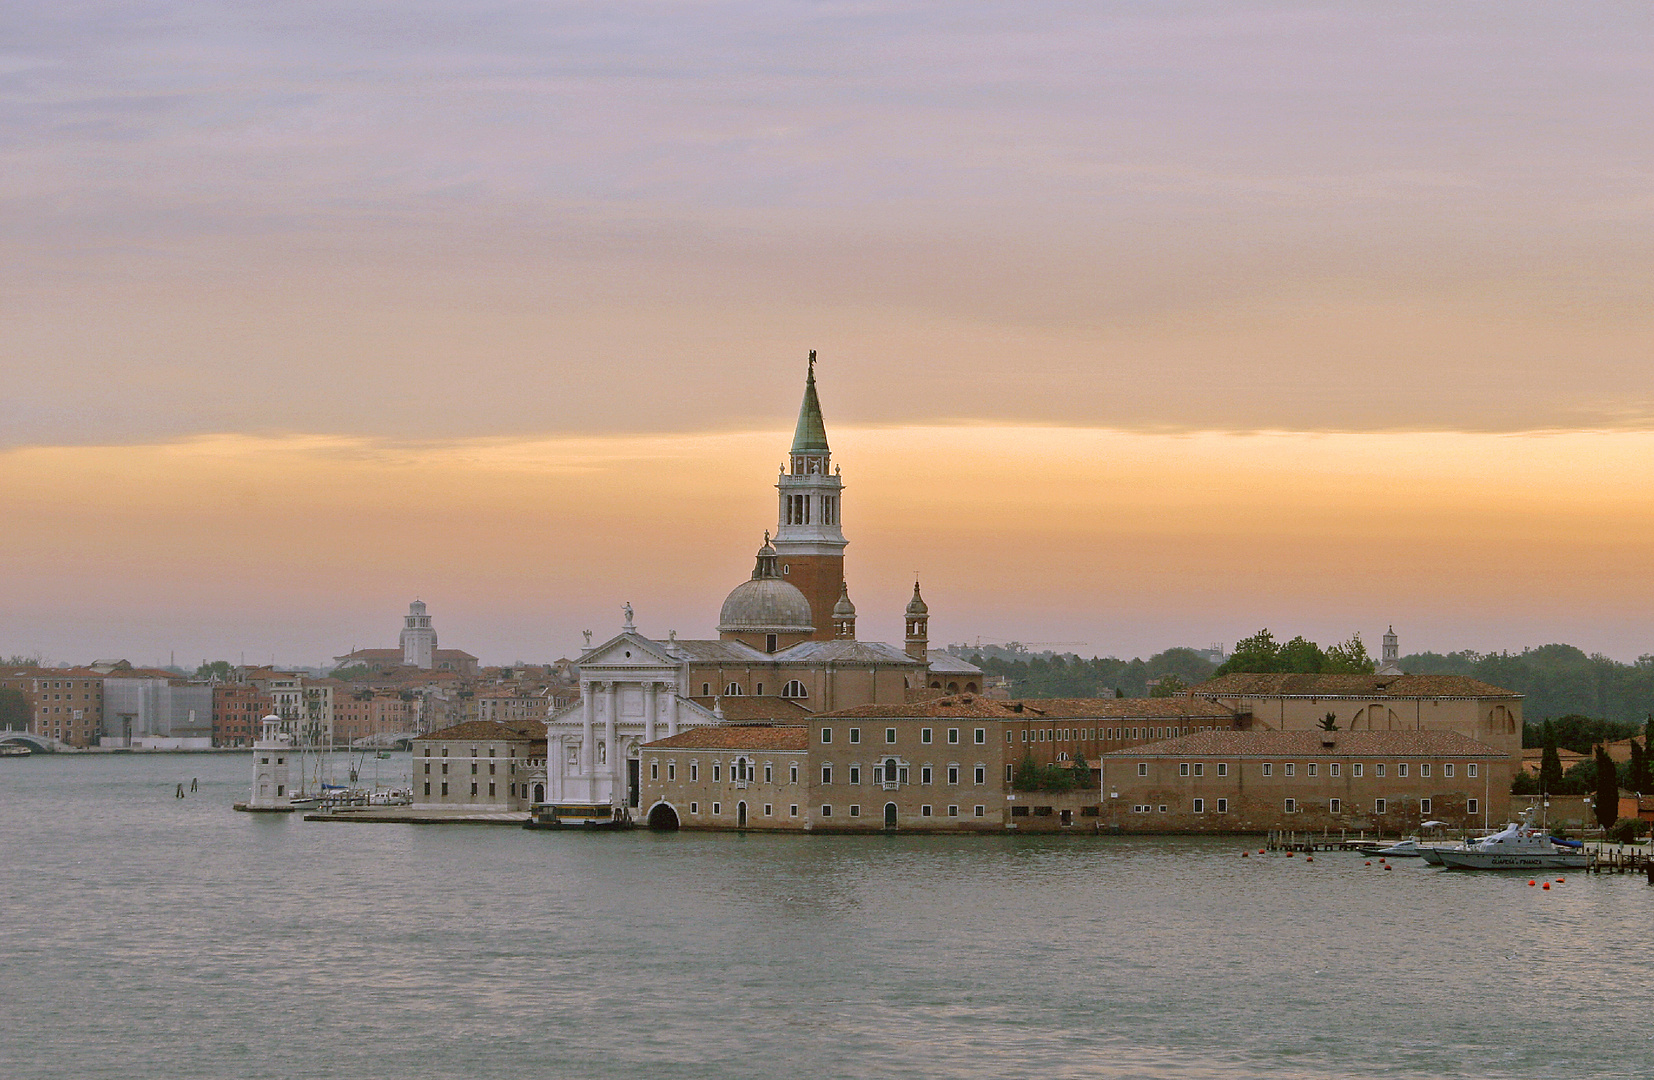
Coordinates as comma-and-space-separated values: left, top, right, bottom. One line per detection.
0, 667, 105, 748
101, 676, 213, 749
333, 600, 479, 676
411, 721, 546, 810
1099, 730, 1512, 833
212, 683, 273, 747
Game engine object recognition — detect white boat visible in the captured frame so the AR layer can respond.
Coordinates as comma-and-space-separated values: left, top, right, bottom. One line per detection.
1373, 839, 1424, 858
1435, 811, 1589, 871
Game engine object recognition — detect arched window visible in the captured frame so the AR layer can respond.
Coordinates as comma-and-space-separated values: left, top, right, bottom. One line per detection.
946, 682, 958, 693
702, 683, 710, 696
781, 680, 808, 699
724, 682, 745, 696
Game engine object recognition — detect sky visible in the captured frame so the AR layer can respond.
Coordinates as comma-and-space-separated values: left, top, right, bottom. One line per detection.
3, 2, 1654, 666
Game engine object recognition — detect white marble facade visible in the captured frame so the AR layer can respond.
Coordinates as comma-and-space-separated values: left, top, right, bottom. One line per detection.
544, 626, 719, 807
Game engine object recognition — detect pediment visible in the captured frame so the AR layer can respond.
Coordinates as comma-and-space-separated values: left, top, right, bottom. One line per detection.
578, 631, 678, 671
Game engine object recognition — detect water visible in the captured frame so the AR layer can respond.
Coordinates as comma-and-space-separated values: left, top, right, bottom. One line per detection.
2, 753, 1650, 1080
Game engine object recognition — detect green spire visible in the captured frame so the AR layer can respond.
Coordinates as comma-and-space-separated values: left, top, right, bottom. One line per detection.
791, 349, 830, 453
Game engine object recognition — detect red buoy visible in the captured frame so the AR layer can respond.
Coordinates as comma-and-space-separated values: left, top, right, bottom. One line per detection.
1365, 860, 1371, 866
1384, 864, 1393, 871
1528, 880, 1536, 886
1306, 856, 1314, 862
1241, 852, 1249, 858
1542, 883, 1551, 890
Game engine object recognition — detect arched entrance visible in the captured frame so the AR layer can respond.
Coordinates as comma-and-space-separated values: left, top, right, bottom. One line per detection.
647, 802, 680, 830
884, 802, 897, 830
533, 783, 545, 803
737, 801, 748, 828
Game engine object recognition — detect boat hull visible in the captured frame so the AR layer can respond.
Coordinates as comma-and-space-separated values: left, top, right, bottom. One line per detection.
1418, 846, 1446, 865
1436, 850, 1589, 870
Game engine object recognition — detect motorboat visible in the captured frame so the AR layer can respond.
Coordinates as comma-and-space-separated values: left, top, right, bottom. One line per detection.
1435, 811, 1590, 870
1373, 839, 1424, 858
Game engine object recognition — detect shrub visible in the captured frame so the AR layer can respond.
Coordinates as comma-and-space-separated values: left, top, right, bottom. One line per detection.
1607, 818, 1647, 844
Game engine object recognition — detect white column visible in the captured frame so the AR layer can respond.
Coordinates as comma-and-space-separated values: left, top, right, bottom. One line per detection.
604, 683, 620, 804
644, 682, 658, 745
581, 686, 595, 800
668, 690, 679, 737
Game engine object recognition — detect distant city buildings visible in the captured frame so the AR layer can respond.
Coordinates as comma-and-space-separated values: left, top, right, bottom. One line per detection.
333, 600, 479, 676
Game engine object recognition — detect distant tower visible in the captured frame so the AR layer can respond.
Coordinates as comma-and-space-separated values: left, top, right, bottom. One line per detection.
904, 581, 929, 662
772, 351, 847, 641
249, 714, 294, 808
1378, 625, 1402, 676
401, 600, 437, 669
832, 582, 857, 640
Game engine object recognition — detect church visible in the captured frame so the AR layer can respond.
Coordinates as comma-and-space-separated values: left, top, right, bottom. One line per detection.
542, 354, 982, 810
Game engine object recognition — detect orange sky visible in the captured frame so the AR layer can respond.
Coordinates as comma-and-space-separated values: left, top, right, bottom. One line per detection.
3, 5, 1653, 663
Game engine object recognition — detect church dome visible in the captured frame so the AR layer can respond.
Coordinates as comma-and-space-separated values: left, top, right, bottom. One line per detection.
905, 581, 928, 617
718, 578, 815, 634
832, 584, 856, 619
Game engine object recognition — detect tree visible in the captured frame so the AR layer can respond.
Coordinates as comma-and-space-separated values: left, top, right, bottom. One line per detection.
329, 664, 371, 682
1149, 674, 1187, 698
1323, 633, 1377, 674
1069, 752, 1092, 787
1278, 635, 1326, 674
195, 660, 234, 681
1539, 722, 1564, 795
1318, 711, 1339, 732
1630, 738, 1650, 795
1214, 630, 1281, 676
1593, 744, 1619, 831
0, 686, 29, 731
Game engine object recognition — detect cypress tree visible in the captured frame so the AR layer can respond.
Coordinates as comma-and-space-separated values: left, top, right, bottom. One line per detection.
1539, 721, 1564, 795
1630, 738, 1650, 795
1593, 744, 1619, 831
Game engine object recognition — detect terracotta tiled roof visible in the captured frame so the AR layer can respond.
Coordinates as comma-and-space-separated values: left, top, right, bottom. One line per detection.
415, 720, 541, 742
1008, 697, 1238, 720
643, 725, 809, 751
1195, 673, 1520, 699
1104, 730, 1508, 758
821, 695, 1023, 719
687, 696, 815, 719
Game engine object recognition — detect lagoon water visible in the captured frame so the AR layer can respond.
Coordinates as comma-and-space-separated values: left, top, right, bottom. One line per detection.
2, 752, 1651, 1080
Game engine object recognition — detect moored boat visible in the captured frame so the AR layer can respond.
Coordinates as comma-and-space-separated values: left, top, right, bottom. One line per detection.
1435, 811, 1590, 870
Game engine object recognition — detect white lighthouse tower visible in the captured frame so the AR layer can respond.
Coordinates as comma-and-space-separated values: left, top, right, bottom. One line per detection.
245, 714, 296, 810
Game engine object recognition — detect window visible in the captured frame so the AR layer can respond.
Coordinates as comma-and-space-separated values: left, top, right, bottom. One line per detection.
1468, 763, 1478, 777
702, 683, 710, 696
1004, 764, 1012, 783
948, 728, 959, 745
471, 763, 478, 775
921, 805, 932, 817
441, 783, 448, 796
423, 763, 430, 775
764, 804, 773, 816
423, 782, 430, 796
488, 783, 495, 797
1284, 798, 1295, 813
948, 805, 959, 817
1376, 764, 1385, 777
1193, 763, 1204, 777
1421, 763, 1431, 778
667, 763, 676, 781
712, 802, 720, 815
1007, 731, 1014, 744
649, 761, 659, 780
790, 804, 799, 817
789, 763, 798, 784
975, 805, 985, 817
1193, 798, 1205, 813
1158, 805, 1168, 813
1375, 798, 1387, 814
849, 728, 860, 744
947, 765, 959, 785
1137, 762, 1148, 776
974, 765, 985, 785
848, 766, 860, 785
712, 763, 721, 782
781, 680, 808, 699
974, 728, 985, 744
1330, 798, 1341, 814
1262, 763, 1272, 777
849, 805, 860, 817
1420, 798, 1432, 815
1353, 763, 1364, 777
1180, 763, 1190, 777
1467, 798, 1479, 815
691, 802, 699, 814
821, 765, 832, 784
470, 783, 478, 796
821, 728, 832, 744
1398, 763, 1408, 778
1444, 763, 1454, 777
764, 763, 773, 783
1217, 762, 1228, 777
690, 763, 698, 781
724, 682, 744, 696
1330, 763, 1340, 777
1215, 798, 1228, 813
441, 763, 449, 775
921, 727, 932, 744
1284, 763, 1295, 777
1307, 763, 1317, 777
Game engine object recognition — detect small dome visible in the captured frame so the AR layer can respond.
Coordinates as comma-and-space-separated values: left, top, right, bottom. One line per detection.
905, 581, 928, 617
832, 583, 856, 619
719, 578, 815, 634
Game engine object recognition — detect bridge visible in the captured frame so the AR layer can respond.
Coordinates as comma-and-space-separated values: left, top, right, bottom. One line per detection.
0, 731, 64, 752
349, 732, 417, 751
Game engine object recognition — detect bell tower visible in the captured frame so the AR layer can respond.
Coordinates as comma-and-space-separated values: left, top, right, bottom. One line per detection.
773, 351, 847, 640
